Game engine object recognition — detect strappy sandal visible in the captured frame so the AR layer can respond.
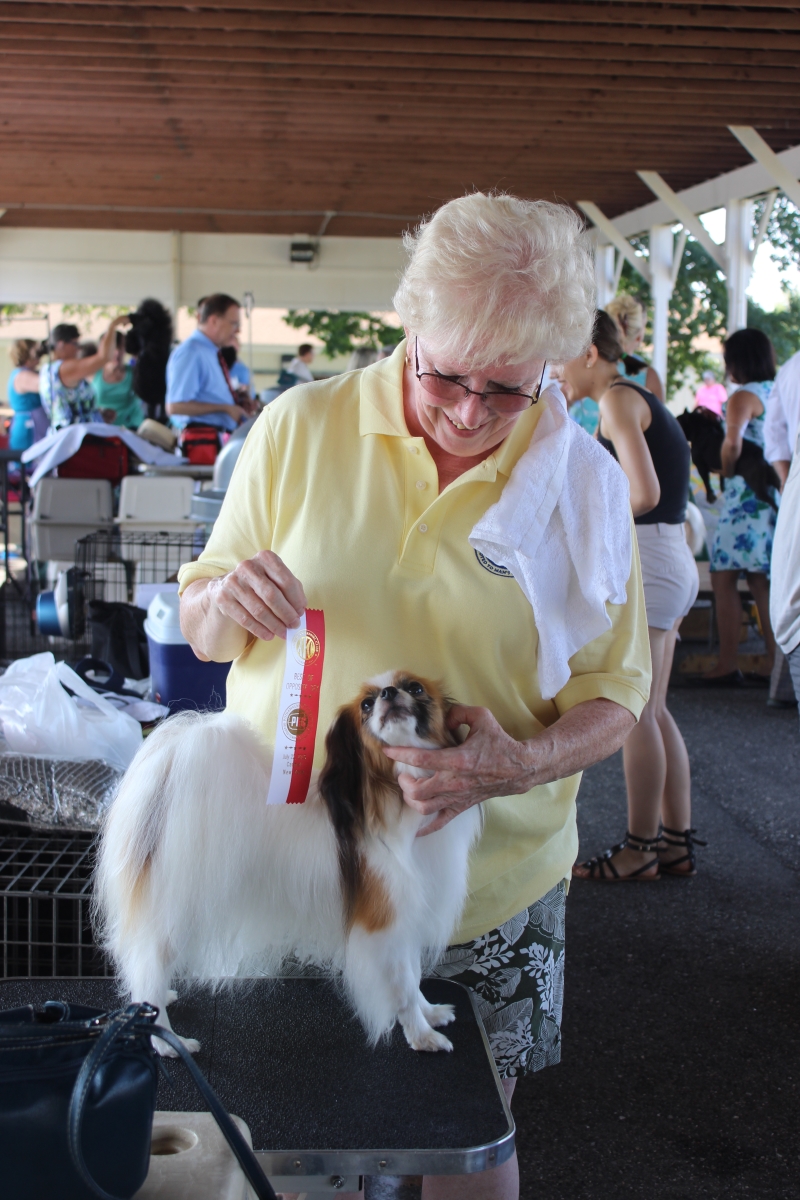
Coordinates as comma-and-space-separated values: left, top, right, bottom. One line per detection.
657, 826, 707, 877
572, 832, 661, 881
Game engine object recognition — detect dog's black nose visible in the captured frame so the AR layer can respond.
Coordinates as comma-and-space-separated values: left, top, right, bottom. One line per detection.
380, 686, 398, 701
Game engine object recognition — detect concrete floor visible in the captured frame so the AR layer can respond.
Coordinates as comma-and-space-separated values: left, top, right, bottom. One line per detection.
366, 684, 800, 1199
515, 684, 799, 1199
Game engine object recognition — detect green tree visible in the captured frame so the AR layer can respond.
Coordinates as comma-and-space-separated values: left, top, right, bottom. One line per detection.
283, 310, 401, 359
747, 290, 800, 365
0, 303, 31, 324
616, 235, 727, 397
615, 209, 800, 398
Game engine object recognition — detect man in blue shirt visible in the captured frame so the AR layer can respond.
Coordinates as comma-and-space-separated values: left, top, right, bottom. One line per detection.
166, 294, 249, 432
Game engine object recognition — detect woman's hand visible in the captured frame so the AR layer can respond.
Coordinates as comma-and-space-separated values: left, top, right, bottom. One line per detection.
382, 698, 636, 835
180, 551, 307, 662
206, 550, 307, 642
382, 704, 537, 835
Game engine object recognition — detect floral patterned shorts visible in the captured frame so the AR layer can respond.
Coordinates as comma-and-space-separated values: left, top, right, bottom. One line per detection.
429, 881, 566, 1078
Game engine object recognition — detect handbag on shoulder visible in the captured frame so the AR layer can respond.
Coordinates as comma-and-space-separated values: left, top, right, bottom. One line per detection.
0, 1000, 277, 1200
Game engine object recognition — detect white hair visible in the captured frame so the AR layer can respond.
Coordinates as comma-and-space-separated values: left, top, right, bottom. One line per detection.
393, 192, 596, 369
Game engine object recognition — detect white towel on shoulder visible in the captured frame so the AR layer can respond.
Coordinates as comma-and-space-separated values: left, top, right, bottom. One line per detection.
469, 383, 632, 700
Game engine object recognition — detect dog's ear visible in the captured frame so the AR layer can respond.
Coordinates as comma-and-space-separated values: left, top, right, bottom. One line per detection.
319, 705, 365, 926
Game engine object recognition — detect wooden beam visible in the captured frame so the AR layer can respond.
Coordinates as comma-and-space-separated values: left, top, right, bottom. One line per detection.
636, 171, 726, 270
577, 202, 652, 286
5, 22, 800, 70
9, 1, 800, 32
729, 125, 800, 211
3, 50, 800, 95
9, 37, 800, 88
3, 6, 800, 54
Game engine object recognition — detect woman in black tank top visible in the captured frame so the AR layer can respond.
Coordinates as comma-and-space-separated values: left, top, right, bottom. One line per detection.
557, 312, 702, 883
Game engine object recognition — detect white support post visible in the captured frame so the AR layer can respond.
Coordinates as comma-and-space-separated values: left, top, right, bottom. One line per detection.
594, 243, 616, 308
725, 198, 754, 333
649, 224, 674, 386
169, 230, 182, 315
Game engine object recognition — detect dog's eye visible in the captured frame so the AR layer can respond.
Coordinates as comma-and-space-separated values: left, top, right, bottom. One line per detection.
406, 682, 424, 697
361, 697, 375, 712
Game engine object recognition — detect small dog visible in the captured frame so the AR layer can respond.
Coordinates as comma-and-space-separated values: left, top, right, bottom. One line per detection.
95, 672, 481, 1054
676, 407, 780, 508
125, 298, 173, 423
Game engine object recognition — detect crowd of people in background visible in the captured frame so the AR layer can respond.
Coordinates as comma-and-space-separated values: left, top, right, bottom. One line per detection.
7, 284, 800, 735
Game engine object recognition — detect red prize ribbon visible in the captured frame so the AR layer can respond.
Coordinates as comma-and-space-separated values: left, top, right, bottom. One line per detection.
285, 608, 325, 804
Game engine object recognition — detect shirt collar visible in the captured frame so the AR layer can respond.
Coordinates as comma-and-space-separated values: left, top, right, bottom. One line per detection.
358, 338, 544, 478
359, 342, 409, 437
190, 328, 218, 351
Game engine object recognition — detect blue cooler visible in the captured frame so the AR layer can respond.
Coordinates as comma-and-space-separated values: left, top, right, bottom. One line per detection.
145, 592, 230, 714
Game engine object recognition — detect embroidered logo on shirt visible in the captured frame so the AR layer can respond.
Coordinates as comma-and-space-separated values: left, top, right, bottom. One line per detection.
474, 550, 513, 577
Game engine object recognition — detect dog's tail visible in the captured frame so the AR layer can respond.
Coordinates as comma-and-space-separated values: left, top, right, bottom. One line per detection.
93, 709, 268, 964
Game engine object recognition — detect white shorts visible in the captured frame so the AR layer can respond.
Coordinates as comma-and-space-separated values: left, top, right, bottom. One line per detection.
636, 522, 700, 631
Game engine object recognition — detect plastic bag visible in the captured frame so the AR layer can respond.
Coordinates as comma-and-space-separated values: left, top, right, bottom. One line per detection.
0, 653, 143, 772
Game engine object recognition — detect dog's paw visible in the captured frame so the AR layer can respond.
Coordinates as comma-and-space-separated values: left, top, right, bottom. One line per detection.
152, 1033, 201, 1057
407, 1027, 454, 1053
423, 1002, 456, 1028
165, 989, 178, 1006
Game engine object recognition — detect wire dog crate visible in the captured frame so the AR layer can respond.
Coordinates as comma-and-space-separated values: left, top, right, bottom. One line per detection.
75, 528, 207, 615
0, 823, 108, 978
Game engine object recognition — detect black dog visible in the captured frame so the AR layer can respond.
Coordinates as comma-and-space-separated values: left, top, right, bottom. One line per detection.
125, 298, 173, 422
677, 407, 780, 510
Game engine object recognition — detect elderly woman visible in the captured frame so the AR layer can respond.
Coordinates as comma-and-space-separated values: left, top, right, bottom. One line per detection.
178, 194, 650, 1200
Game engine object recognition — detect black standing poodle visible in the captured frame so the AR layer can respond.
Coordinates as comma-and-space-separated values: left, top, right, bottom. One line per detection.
125, 299, 173, 422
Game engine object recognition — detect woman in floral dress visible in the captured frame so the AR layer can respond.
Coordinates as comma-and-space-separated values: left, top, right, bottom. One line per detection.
707, 328, 779, 683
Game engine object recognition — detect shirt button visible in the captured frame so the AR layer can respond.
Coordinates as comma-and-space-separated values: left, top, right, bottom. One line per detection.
415, 480, 427, 490
418, 523, 428, 533
408, 445, 419, 455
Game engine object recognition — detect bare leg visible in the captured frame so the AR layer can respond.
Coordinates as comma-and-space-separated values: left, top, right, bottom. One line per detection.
745, 571, 776, 673
573, 627, 669, 879
707, 570, 743, 676
422, 1079, 518, 1200
654, 620, 695, 870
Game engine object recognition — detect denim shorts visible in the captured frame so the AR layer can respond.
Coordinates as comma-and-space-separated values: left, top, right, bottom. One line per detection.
429, 881, 567, 1078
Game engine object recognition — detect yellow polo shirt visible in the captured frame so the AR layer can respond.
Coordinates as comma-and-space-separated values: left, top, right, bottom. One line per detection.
178, 344, 650, 940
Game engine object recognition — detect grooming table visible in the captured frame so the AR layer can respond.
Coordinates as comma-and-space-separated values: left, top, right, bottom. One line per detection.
0, 977, 514, 1197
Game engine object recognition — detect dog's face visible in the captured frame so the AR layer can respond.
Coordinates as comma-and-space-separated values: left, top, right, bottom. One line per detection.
355, 671, 454, 750
318, 672, 459, 921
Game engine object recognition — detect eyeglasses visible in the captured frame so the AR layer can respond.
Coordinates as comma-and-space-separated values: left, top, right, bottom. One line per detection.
414, 339, 545, 413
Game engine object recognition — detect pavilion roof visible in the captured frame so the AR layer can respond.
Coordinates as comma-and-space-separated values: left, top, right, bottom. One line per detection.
2, 1, 800, 236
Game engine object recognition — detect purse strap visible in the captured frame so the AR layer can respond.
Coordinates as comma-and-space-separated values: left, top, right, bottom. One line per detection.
68, 1003, 278, 1200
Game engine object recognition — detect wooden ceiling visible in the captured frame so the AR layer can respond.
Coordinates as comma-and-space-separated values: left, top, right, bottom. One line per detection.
2, 1, 800, 237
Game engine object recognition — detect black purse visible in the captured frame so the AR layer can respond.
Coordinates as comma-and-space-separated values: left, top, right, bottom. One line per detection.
0, 1000, 277, 1200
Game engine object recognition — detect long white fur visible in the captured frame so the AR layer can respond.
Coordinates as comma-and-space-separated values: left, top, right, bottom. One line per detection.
95, 679, 481, 1054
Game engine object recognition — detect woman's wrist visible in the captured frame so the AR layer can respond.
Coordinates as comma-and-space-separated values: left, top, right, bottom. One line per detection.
181, 577, 249, 662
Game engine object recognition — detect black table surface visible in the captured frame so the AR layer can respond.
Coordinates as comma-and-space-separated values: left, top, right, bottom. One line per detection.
0, 976, 514, 1177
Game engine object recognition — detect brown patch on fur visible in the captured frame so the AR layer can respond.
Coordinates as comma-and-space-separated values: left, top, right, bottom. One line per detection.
319, 671, 459, 930
352, 865, 394, 932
